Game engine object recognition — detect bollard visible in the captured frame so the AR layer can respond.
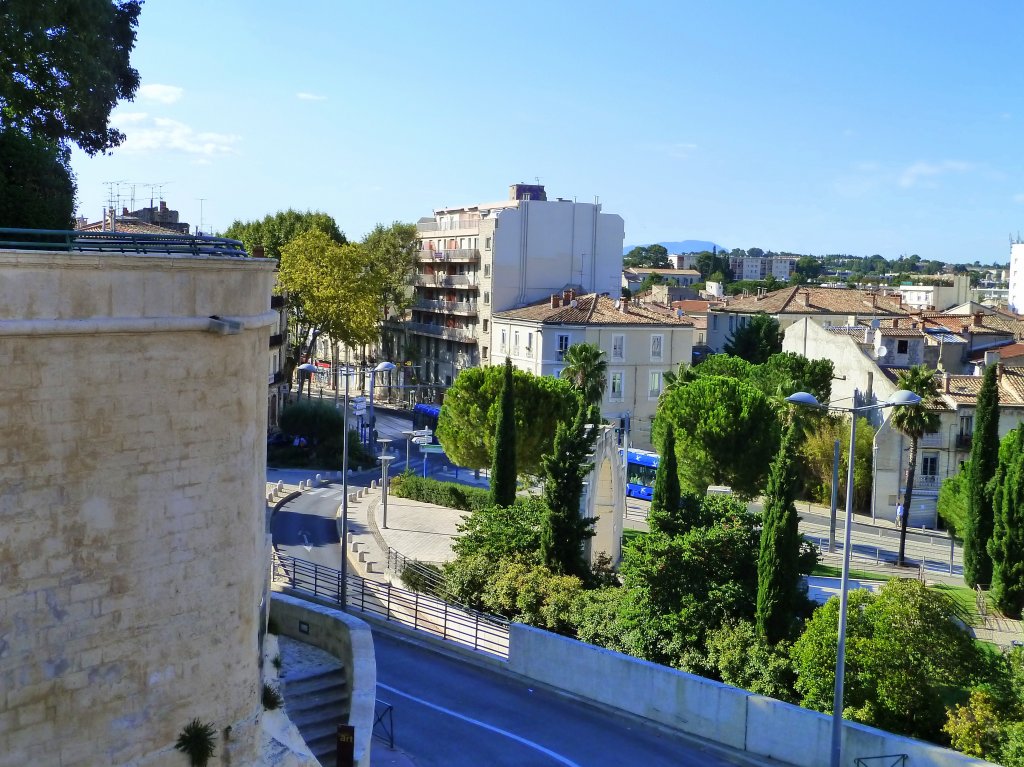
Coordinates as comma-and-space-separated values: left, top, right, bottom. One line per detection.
277, 481, 284, 493
370, 480, 377, 490
266, 492, 273, 504
315, 473, 322, 485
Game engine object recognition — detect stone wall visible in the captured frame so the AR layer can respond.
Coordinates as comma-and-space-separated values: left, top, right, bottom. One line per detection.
0, 249, 277, 766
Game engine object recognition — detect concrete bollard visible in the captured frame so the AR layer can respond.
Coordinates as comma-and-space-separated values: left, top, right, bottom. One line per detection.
370, 480, 377, 490
315, 473, 322, 485
277, 481, 284, 493
266, 492, 273, 504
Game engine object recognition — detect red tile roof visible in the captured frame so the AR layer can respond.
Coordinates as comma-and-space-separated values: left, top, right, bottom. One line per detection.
493, 293, 693, 326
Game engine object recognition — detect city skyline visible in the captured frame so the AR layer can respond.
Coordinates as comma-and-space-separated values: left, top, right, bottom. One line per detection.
70, 1, 1024, 264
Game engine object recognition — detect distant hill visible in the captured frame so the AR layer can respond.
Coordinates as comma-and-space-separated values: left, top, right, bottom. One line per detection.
623, 240, 727, 256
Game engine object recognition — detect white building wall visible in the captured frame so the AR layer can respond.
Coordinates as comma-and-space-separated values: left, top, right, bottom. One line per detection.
1008, 243, 1024, 313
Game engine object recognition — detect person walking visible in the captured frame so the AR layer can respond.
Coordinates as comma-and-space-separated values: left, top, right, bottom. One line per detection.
895, 501, 905, 528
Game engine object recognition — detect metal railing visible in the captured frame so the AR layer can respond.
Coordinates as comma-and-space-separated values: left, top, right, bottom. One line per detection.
855, 755, 907, 767
417, 248, 480, 262
271, 553, 509, 658
415, 220, 482, 234
414, 299, 478, 314
373, 700, 394, 748
412, 274, 478, 288
405, 322, 477, 343
0, 227, 249, 257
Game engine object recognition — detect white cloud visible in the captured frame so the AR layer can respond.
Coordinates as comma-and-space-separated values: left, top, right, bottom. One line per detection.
114, 114, 240, 157
898, 160, 973, 188
296, 92, 327, 101
137, 84, 184, 104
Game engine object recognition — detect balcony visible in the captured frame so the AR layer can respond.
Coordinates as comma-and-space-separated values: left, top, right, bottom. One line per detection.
415, 299, 478, 315
417, 248, 480, 263
416, 219, 482, 235
412, 273, 477, 288
955, 433, 973, 451
919, 432, 944, 448
405, 322, 477, 344
912, 474, 941, 490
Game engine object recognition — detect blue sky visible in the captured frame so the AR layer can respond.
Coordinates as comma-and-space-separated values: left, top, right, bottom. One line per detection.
72, 1, 1024, 264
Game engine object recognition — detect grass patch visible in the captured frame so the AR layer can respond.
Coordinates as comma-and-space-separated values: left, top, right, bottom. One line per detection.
931, 582, 985, 627
622, 528, 647, 546
811, 563, 891, 582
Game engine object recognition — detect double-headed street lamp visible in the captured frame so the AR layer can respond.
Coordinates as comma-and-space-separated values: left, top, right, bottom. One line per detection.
297, 362, 318, 400
785, 389, 921, 767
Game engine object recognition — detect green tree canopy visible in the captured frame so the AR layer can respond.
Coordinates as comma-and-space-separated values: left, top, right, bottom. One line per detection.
437, 365, 578, 475
723, 314, 783, 364
0, 128, 75, 228
990, 426, 1024, 617
653, 375, 782, 498
1, 0, 142, 155
559, 342, 608, 407
362, 221, 418, 321
791, 579, 983, 741
223, 209, 346, 261
490, 358, 518, 508
623, 244, 670, 268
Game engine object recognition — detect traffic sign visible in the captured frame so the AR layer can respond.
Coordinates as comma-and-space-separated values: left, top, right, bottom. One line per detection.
412, 436, 432, 445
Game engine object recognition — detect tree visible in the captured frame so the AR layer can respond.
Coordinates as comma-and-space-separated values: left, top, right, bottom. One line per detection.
224, 211, 350, 390
0, 127, 75, 228
539, 402, 598, 579
1, 0, 142, 155
791, 579, 982, 741
277, 229, 379, 396
362, 221, 418, 321
965, 364, 999, 587
648, 423, 682, 535
695, 250, 734, 281
705, 620, 796, 701
990, 426, 1024, 618
437, 366, 577, 474
490, 358, 518, 507
799, 415, 876, 512
890, 365, 941, 566
559, 343, 608, 407
723, 314, 783, 364
757, 425, 810, 643
794, 256, 823, 283
653, 375, 781, 498
623, 244, 669, 268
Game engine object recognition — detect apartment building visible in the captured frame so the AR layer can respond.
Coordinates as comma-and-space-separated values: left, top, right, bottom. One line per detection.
491, 291, 693, 450
407, 184, 624, 392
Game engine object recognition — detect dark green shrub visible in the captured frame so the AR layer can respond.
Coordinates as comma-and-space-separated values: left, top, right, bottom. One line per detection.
389, 474, 491, 512
174, 719, 216, 767
262, 683, 283, 710
399, 561, 443, 594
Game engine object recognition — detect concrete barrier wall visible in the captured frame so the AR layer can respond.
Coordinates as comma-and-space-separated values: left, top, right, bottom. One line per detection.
508, 624, 997, 767
270, 592, 377, 767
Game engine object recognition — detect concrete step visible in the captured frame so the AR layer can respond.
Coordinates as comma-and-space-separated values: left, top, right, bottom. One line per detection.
281, 668, 351, 766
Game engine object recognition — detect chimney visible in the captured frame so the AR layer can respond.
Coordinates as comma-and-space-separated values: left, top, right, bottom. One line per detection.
159, 200, 167, 212
799, 290, 810, 307
550, 294, 560, 309
973, 311, 984, 327
942, 371, 950, 392
253, 245, 265, 259
893, 318, 899, 329
562, 289, 572, 304
997, 363, 1005, 381
871, 293, 878, 308
620, 299, 628, 314
897, 294, 903, 308
984, 350, 1001, 368
122, 207, 129, 216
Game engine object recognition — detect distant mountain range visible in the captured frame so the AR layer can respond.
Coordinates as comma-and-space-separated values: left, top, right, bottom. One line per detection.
623, 240, 727, 255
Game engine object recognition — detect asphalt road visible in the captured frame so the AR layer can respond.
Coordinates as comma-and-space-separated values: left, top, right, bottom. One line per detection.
372, 631, 760, 767
271, 485, 345, 570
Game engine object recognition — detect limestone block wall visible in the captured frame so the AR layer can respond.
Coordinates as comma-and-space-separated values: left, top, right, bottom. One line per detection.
0, 250, 277, 766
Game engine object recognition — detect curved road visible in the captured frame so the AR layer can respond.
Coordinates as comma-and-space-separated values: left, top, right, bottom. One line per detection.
373, 630, 761, 767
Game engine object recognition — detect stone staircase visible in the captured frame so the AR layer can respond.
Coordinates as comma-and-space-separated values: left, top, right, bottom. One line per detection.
282, 667, 351, 766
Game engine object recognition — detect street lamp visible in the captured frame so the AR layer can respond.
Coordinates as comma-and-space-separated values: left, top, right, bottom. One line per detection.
378, 454, 396, 529
297, 362, 317, 400
368, 361, 396, 455
786, 388, 921, 767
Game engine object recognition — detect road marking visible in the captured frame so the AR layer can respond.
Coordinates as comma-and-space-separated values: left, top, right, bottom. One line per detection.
377, 682, 581, 767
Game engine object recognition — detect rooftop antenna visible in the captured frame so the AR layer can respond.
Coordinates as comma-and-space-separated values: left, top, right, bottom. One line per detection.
197, 198, 206, 235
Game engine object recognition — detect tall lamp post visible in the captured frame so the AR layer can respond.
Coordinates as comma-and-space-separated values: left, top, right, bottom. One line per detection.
368, 361, 396, 454
297, 362, 317, 400
379, 454, 396, 529
786, 389, 921, 767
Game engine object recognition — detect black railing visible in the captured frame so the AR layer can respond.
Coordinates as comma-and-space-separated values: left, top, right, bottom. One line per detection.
855, 755, 907, 767
0, 228, 248, 257
271, 553, 509, 658
373, 700, 394, 748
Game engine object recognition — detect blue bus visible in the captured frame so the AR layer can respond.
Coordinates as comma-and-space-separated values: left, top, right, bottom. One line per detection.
624, 448, 659, 500
412, 403, 441, 443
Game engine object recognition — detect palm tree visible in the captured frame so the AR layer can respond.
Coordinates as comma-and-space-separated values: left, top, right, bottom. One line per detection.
890, 364, 941, 566
560, 343, 608, 407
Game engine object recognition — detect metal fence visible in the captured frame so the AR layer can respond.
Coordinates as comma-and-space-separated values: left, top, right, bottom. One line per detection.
272, 553, 509, 659
0, 227, 248, 257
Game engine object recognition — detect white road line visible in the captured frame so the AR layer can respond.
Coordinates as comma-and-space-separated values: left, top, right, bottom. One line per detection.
377, 682, 581, 767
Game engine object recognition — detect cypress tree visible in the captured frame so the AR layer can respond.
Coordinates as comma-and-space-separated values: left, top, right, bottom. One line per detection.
648, 423, 682, 536
539, 400, 597, 578
990, 427, 1024, 618
964, 364, 999, 587
756, 424, 803, 643
490, 358, 518, 507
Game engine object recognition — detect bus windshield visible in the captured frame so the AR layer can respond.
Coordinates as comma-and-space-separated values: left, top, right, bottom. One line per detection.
627, 461, 657, 489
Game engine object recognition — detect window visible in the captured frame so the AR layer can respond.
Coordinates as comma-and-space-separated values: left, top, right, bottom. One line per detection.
485, 237, 492, 250
482, 319, 488, 332
610, 371, 624, 401
482, 346, 489, 359
612, 334, 625, 361
897, 339, 909, 354
922, 453, 939, 479
698, 332, 705, 344
483, 264, 491, 277
557, 334, 570, 361
526, 332, 533, 351
959, 414, 974, 435
729, 316, 735, 333
483, 291, 490, 305
712, 315, 719, 330
649, 371, 662, 398
501, 329, 507, 351
650, 334, 664, 361
513, 331, 520, 355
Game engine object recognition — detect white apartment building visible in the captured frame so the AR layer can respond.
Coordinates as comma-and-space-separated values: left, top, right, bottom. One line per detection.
491, 291, 693, 450
407, 184, 624, 392
897, 275, 971, 312
1008, 241, 1024, 312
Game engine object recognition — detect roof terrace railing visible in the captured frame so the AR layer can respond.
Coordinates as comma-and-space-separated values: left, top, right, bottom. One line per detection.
0, 228, 250, 258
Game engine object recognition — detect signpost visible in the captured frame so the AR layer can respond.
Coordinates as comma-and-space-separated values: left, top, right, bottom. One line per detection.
418, 443, 444, 478
335, 723, 355, 767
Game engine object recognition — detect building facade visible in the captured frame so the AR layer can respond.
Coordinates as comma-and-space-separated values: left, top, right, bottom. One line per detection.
406, 184, 624, 394
491, 291, 693, 449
